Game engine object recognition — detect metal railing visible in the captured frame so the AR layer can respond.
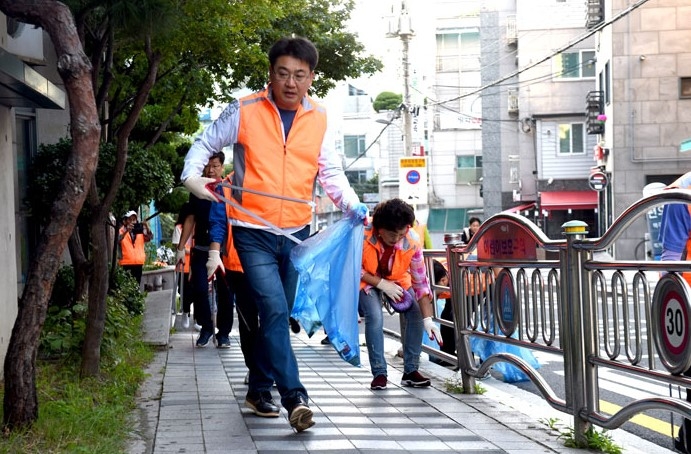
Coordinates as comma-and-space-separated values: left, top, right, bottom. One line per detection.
418, 188, 691, 447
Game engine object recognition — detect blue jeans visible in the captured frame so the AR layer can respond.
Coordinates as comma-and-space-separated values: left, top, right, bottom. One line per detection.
232, 226, 309, 406
359, 287, 422, 377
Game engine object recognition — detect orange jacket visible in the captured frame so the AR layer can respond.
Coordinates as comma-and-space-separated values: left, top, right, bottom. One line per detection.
119, 227, 146, 266
360, 226, 416, 291
221, 183, 243, 272
228, 89, 327, 228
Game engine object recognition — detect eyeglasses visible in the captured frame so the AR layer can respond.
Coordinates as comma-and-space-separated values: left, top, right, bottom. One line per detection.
379, 227, 409, 242
272, 70, 310, 84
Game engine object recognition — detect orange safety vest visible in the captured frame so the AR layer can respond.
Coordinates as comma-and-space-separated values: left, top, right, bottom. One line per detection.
360, 226, 417, 291
228, 89, 327, 228
119, 227, 146, 266
221, 182, 243, 272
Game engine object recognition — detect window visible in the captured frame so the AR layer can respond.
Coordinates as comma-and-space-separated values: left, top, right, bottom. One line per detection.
15, 113, 38, 288
348, 84, 366, 96
343, 135, 366, 159
558, 123, 585, 154
604, 62, 611, 104
554, 50, 596, 79
681, 77, 691, 99
428, 208, 477, 232
456, 155, 482, 183
345, 170, 367, 185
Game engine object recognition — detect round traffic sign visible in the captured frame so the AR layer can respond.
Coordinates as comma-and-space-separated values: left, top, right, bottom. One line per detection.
588, 171, 608, 192
651, 274, 691, 374
494, 268, 519, 336
406, 170, 421, 184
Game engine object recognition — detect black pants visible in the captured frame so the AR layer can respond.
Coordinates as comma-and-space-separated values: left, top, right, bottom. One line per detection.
439, 299, 456, 357
122, 264, 143, 286
177, 271, 194, 314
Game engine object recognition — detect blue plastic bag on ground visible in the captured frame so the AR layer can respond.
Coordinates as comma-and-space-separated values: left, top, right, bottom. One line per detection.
290, 213, 364, 366
470, 301, 540, 383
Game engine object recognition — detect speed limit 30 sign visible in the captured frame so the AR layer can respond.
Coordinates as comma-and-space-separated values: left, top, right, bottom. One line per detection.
652, 274, 691, 374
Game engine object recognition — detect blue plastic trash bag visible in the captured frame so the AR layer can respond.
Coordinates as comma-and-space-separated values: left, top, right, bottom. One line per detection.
470, 300, 540, 383
290, 213, 364, 366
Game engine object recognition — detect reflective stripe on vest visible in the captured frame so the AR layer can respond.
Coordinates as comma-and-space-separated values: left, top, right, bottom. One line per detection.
229, 89, 326, 228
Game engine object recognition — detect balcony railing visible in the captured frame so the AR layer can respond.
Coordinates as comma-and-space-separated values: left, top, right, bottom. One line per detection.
586, 0, 604, 30
585, 90, 604, 135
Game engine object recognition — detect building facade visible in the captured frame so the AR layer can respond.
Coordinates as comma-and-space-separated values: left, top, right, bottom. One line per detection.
0, 13, 68, 373
593, 0, 691, 258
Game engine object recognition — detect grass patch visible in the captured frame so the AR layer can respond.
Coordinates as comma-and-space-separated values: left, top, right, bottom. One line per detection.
0, 323, 154, 453
444, 373, 486, 394
539, 418, 623, 454
559, 425, 622, 454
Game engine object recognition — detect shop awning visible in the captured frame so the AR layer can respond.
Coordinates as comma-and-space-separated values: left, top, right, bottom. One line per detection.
540, 191, 598, 210
503, 202, 536, 214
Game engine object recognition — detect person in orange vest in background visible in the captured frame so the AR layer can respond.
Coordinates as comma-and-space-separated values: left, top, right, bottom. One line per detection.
118, 210, 153, 286
659, 171, 691, 453
173, 202, 194, 329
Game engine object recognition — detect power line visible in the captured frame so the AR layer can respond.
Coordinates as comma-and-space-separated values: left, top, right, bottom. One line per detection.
429, 0, 651, 107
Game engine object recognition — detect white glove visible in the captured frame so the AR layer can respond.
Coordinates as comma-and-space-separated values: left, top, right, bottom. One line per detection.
175, 249, 186, 267
376, 278, 404, 301
423, 317, 443, 347
206, 250, 225, 280
184, 175, 220, 202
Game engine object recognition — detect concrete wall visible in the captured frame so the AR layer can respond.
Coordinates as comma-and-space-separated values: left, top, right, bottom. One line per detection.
0, 106, 20, 371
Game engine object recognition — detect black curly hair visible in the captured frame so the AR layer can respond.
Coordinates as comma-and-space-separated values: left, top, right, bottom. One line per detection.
371, 198, 415, 232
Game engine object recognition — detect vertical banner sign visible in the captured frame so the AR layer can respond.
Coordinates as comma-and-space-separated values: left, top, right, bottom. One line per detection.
399, 157, 428, 205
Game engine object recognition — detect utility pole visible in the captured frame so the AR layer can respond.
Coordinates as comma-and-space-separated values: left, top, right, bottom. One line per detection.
387, 0, 414, 157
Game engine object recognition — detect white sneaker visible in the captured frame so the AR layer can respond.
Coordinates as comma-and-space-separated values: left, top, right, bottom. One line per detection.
194, 323, 202, 332
182, 313, 190, 329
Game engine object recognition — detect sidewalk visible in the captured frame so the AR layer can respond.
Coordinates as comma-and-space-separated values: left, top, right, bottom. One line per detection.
128, 290, 676, 454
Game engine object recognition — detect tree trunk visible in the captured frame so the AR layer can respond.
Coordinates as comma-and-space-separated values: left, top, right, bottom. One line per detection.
80, 210, 109, 377
0, 0, 100, 430
79, 38, 162, 377
67, 227, 90, 303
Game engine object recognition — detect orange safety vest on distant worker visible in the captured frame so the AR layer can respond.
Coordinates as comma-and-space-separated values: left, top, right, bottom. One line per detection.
360, 226, 416, 291
228, 89, 327, 228
221, 182, 243, 273
119, 227, 146, 266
